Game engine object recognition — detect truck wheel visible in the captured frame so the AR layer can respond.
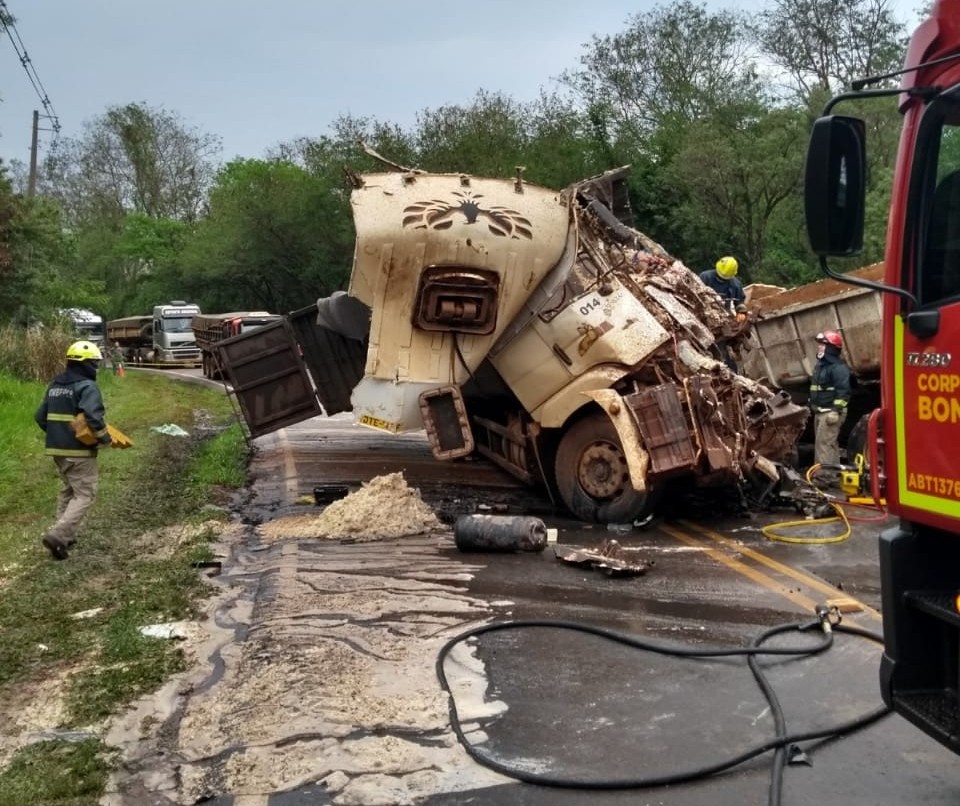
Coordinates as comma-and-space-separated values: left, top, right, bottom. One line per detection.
554, 412, 653, 523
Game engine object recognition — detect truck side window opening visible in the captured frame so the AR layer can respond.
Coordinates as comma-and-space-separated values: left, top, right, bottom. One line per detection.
919, 89, 960, 306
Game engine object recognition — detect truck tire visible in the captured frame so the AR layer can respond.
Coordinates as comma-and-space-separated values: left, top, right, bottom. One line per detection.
554, 411, 654, 524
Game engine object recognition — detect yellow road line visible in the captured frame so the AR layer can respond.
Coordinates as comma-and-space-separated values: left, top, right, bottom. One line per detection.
677, 520, 881, 622
659, 523, 821, 613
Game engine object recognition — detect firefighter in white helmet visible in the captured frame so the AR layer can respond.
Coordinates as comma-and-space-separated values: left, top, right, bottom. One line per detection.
34, 340, 112, 560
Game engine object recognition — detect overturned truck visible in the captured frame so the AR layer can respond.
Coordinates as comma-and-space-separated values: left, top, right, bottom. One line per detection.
217, 168, 808, 522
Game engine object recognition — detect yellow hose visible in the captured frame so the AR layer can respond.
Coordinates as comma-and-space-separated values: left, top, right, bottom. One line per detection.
761, 501, 853, 544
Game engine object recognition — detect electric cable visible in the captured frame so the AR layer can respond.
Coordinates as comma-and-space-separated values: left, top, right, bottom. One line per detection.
436, 615, 891, 806
0, 1, 61, 135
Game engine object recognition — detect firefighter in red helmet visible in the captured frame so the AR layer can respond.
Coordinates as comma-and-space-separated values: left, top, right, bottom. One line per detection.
810, 329, 851, 483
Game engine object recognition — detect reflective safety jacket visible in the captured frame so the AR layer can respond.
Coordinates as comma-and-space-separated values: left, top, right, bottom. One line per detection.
34, 366, 108, 457
810, 350, 851, 412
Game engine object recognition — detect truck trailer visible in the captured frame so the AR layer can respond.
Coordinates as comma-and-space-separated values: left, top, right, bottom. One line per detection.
192, 311, 281, 379
739, 263, 884, 456
213, 167, 809, 523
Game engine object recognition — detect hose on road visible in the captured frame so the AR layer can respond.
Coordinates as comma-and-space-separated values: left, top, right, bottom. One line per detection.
437, 613, 890, 806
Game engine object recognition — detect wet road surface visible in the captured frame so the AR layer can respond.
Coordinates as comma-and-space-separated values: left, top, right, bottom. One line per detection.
108, 411, 960, 806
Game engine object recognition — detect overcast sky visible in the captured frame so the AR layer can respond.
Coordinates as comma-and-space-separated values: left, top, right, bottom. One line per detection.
0, 0, 922, 169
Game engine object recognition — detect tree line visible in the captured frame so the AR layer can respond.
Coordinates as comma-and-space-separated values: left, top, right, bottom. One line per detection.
0, 0, 919, 324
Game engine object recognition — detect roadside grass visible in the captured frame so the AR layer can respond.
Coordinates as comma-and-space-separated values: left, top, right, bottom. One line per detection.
0, 368, 248, 802
0, 740, 110, 806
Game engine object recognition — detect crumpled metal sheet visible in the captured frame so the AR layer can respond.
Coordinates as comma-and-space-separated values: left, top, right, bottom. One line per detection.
554, 539, 655, 577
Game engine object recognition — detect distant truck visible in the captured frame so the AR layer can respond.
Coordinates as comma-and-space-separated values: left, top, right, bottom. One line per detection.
739, 263, 883, 456
58, 308, 105, 347
107, 301, 202, 365
192, 311, 282, 379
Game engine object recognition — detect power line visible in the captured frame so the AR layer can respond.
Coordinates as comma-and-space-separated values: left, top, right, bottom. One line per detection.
0, 0, 61, 139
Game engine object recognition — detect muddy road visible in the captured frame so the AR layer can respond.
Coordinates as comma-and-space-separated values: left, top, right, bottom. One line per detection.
105, 411, 960, 806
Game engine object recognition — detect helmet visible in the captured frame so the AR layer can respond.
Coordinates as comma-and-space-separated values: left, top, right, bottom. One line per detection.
816, 329, 843, 348
66, 340, 103, 361
716, 256, 738, 279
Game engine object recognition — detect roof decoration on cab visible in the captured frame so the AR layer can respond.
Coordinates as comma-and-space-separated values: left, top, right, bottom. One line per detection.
402, 191, 533, 239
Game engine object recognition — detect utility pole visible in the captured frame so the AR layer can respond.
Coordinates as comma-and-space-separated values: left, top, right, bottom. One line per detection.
27, 109, 39, 197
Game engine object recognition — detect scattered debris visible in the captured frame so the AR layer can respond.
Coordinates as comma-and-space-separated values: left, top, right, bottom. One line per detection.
69, 607, 104, 620
555, 539, 655, 577
139, 621, 197, 640
453, 515, 547, 553
258, 472, 441, 543
312, 483, 350, 505
150, 424, 190, 437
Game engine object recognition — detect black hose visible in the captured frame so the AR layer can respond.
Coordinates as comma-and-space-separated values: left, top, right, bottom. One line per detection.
436, 617, 891, 803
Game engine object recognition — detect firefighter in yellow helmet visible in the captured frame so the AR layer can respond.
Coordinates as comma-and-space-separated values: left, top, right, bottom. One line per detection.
34, 340, 111, 560
700, 256, 748, 370
699, 256, 747, 313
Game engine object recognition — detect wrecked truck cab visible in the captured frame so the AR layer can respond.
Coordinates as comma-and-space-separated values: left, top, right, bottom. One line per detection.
217, 168, 808, 523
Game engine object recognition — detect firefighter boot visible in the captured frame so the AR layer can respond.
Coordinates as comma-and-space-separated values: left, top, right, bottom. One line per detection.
42, 534, 69, 561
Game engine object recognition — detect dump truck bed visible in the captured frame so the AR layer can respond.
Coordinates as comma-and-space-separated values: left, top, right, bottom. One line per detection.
106, 315, 151, 342
741, 263, 883, 389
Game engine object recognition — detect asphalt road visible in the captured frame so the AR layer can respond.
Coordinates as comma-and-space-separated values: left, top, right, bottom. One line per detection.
106, 376, 960, 806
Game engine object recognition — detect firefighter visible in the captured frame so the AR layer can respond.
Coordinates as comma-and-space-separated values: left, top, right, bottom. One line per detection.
810, 329, 851, 482
34, 340, 112, 560
700, 256, 747, 314
700, 256, 748, 370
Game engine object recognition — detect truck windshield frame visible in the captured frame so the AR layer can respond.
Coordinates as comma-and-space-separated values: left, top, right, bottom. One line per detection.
907, 82, 960, 308
158, 316, 195, 333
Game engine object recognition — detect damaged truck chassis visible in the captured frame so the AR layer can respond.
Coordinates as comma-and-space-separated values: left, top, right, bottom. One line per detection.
216, 168, 808, 523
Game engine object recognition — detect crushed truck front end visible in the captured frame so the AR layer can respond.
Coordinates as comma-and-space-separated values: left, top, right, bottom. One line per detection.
345, 169, 808, 521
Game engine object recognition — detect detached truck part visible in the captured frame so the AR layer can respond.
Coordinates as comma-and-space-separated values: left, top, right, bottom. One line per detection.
192, 311, 281, 379
216, 167, 808, 523
803, 0, 960, 753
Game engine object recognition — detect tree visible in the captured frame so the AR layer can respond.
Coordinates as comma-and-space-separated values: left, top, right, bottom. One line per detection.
561, 1, 761, 144
664, 104, 810, 282
178, 159, 352, 314
757, 0, 907, 103
0, 162, 81, 322
42, 102, 221, 223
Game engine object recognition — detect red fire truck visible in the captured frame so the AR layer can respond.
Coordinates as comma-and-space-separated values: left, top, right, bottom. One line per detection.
804, 0, 960, 752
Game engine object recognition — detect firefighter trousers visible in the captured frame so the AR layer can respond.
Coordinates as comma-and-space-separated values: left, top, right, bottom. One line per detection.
813, 409, 847, 469
49, 455, 100, 543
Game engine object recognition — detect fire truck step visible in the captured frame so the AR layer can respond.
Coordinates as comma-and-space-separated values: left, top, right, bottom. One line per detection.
903, 590, 960, 628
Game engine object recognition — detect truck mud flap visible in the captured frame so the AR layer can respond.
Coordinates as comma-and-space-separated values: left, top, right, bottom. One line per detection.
216, 319, 322, 438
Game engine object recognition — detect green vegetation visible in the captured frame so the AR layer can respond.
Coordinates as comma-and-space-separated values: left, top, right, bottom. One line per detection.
0, 367, 246, 802
0, 740, 110, 806
0, 0, 911, 331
